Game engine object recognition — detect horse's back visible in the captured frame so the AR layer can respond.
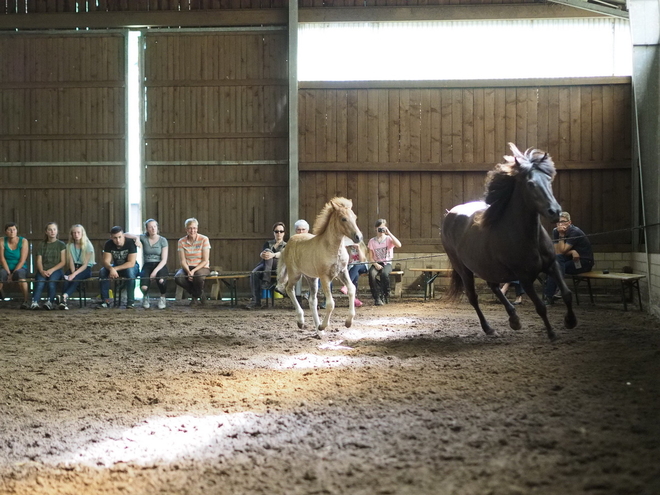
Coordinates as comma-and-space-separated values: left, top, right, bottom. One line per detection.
442, 201, 487, 249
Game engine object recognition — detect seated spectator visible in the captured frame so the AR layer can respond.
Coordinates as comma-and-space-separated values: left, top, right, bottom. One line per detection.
175, 218, 211, 306
0, 222, 30, 309
30, 222, 66, 310
60, 224, 96, 310
98, 226, 139, 309
246, 222, 287, 309
544, 211, 593, 305
367, 219, 402, 306
134, 219, 169, 310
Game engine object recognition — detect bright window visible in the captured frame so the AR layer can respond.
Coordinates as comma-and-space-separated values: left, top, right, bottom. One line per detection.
298, 18, 632, 81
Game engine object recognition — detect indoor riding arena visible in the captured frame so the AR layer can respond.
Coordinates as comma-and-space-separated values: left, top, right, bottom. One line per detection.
1, 2, 659, 495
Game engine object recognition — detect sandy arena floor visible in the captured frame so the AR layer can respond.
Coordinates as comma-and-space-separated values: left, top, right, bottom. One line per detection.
0, 294, 659, 495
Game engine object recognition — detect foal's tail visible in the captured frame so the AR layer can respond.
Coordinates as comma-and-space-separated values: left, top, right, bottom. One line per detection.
445, 269, 464, 302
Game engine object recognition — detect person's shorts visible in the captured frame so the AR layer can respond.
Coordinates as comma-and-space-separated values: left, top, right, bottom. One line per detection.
0, 267, 28, 282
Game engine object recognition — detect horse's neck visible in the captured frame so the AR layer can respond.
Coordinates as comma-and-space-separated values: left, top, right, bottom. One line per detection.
502, 186, 541, 235
321, 220, 345, 250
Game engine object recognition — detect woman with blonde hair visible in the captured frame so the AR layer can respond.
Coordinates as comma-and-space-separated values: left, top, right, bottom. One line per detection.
60, 224, 96, 310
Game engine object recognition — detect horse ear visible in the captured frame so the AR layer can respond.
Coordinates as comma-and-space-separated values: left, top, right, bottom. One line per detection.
508, 142, 524, 161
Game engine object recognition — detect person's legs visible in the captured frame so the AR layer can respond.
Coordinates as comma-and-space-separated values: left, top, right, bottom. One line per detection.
14, 268, 29, 304
119, 264, 139, 306
139, 263, 153, 296
174, 268, 195, 298
191, 267, 210, 299
99, 267, 111, 303
380, 264, 393, 301
32, 272, 47, 304
156, 266, 169, 295
368, 265, 381, 302
545, 255, 569, 301
63, 266, 92, 299
46, 269, 64, 302
249, 262, 265, 306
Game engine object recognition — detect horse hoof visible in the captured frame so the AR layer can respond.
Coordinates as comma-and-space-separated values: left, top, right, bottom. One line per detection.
344, 320, 352, 328
483, 327, 496, 336
509, 317, 521, 331
297, 322, 304, 329
548, 331, 559, 342
564, 314, 578, 330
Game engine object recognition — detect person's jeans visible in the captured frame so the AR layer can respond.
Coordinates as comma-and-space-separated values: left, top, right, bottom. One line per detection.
140, 262, 169, 295
100, 264, 140, 304
545, 254, 593, 298
175, 266, 210, 298
32, 269, 64, 303
349, 263, 368, 289
369, 263, 393, 300
63, 266, 93, 297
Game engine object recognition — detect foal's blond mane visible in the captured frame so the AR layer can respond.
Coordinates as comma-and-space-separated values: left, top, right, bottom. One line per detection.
313, 197, 353, 235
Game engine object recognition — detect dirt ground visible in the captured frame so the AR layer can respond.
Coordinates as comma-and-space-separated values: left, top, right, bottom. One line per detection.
0, 293, 659, 495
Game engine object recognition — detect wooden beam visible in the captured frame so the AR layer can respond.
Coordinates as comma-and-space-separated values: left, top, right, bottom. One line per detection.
300, 77, 632, 90
0, 10, 287, 30
298, 4, 613, 23
299, 161, 632, 172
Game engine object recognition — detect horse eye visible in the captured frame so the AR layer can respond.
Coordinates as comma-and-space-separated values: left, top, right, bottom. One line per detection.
342, 217, 347, 222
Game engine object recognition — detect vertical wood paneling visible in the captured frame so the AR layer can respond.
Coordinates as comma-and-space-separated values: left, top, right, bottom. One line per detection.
299, 82, 632, 250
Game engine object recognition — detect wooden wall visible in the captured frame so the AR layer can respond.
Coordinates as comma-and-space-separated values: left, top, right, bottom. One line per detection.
142, 30, 289, 274
0, 33, 126, 257
298, 81, 633, 251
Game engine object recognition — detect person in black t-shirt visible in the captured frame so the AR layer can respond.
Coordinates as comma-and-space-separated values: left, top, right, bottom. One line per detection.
98, 226, 139, 309
544, 212, 593, 305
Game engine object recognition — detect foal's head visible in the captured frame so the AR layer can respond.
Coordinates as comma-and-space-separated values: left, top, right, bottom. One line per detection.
481, 143, 561, 225
314, 197, 363, 243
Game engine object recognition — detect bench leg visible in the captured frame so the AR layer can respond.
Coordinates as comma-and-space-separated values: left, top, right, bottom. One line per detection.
620, 281, 628, 311
210, 282, 220, 300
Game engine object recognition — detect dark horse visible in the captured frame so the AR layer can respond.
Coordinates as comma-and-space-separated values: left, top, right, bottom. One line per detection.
441, 143, 577, 340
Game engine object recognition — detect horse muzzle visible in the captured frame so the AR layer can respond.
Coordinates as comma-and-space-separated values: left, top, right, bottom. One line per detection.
352, 232, 363, 243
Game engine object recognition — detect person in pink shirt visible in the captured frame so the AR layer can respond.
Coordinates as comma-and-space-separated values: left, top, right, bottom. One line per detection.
367, 219, 401, 306
175, 217, 211, 306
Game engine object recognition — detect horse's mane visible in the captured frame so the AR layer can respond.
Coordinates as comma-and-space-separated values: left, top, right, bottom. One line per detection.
313, 197, 353, 235
479, 143, 556, 226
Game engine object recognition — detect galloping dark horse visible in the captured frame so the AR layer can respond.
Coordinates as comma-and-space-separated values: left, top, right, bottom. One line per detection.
441, 143, 576, 340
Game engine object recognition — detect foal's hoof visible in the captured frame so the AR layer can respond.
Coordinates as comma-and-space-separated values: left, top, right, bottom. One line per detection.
297, 321, 304, 330
344, 319, 353, 328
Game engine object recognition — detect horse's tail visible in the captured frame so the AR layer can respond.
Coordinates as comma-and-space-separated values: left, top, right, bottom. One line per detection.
445, 269, 464, 302
276, 254, 288, 293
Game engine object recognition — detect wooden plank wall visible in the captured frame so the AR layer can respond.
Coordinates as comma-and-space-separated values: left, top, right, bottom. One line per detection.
0, 33, 126, 258
142, 31, 289, 276
298, 82, 633, 252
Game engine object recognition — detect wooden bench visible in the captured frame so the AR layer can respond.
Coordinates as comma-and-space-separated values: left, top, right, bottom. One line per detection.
571, 271, 646, 311
410, 268, 452, 301
176, 273, 250, 308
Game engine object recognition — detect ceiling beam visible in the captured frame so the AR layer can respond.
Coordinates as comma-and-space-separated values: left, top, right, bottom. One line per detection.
0, 3, 619, 30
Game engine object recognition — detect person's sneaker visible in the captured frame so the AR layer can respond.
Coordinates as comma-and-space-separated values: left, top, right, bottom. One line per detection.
245, 300, 260, 310
354, 297, 363, 308
158, 297, 166, 309
375, 297, 384, 306
543, 296, 554, 306
43, 301, 55, 310
340, 286, 348, 295
97, 300, 112, 309
59, 301, 69, 310
29, 301, 39, 310
126, 303, 135, 309
142, 298, 150, 309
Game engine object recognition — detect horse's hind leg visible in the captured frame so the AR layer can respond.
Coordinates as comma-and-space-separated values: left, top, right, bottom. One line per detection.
285, 275, 305, 329
488, 282, 521, 331
520, 279, 557, 341
460, 271, 496, 336
318, 277, 335, 331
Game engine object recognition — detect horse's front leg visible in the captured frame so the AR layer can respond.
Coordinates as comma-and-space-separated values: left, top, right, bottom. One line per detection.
547, 261, 577, 331
337, 268, 355, 328
488, 282, 521, 331
285, 277, 305, 329
305, 276, 322, 331
318, 278, 335, 331
520, 278, 557, 341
